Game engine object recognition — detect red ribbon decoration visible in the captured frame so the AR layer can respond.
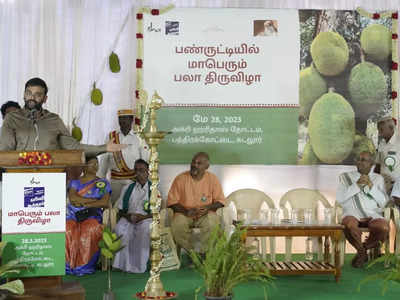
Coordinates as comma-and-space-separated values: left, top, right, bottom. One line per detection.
136, 13, 143, 20
393, 33, 398, 39
392, 61, 398, 70
372, 13, 380, 19
151, 9, 159, 15
392, 91, 398, 99
393, 118, 397, 126
136, 33, 143, 39
135, 117, 141, 125
135, 90, 139, 99
392, 12, 398, 19
136, 59, 143, 68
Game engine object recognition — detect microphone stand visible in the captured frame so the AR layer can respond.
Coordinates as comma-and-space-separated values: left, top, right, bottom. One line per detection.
29, 109, 40, 151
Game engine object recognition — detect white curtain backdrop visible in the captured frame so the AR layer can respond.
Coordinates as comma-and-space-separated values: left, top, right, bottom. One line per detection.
0, 0, 137, 144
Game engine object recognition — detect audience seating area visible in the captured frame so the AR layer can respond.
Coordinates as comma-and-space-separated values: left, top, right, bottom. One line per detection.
118, 188, 399, 268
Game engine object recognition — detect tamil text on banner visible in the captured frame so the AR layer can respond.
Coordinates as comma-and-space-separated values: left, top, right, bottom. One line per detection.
140, 8, 394, 165
2, 173, 66, 277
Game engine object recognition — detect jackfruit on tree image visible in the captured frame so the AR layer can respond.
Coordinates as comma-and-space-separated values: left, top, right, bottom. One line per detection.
310, 31, 349, 76
361, 24, 392, 62
348, 61, 387, 119
308, 92, 355, 164
299, 65, 328, 118
298, 10, 392, 165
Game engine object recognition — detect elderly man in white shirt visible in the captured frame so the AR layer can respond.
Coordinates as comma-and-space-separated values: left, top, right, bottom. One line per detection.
376, 116, 400, 193
337, 151, 389, 268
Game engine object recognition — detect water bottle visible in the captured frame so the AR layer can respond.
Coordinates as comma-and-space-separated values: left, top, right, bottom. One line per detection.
305, 237, 313, 261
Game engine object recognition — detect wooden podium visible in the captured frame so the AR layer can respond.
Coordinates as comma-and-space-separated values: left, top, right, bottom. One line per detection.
0, 150, 86, 300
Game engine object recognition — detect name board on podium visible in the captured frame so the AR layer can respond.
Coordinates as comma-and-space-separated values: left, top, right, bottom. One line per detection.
2, 172, 66, 277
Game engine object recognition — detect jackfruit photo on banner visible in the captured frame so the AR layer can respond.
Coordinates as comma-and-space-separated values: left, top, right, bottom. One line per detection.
298, 9, 392, 166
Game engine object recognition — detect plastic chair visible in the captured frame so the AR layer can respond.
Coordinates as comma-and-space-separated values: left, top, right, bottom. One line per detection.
227, 188, 276, 261
279, 188, 332, 262
335, 202, 391, 266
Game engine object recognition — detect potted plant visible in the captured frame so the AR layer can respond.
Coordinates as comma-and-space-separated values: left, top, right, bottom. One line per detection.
359, 253, 400, 295
0, 241, 28, 299
98, 226, 124, 300
190, 224, 273, 300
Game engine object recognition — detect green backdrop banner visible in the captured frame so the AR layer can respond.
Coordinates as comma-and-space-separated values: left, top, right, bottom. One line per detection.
156, 107, 298, 164
142, 8, 394, 165
3, 233, 65, 277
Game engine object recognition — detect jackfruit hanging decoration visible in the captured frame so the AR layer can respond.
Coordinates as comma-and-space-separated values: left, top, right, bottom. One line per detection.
71, 118, 83, 141
360, 24, 392, 62
91, 82, 103, 105
109, 52, 121, 73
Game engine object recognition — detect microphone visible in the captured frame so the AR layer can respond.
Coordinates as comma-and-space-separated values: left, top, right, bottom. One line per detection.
25, 100, 40, 149
25, 100, 38, 123
29, 108, 37, 123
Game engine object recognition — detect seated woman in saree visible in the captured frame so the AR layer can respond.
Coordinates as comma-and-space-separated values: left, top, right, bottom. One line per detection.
66, 157, 111, 276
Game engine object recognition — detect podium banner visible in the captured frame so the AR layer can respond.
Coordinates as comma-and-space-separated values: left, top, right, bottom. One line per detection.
2, 173, 66, 277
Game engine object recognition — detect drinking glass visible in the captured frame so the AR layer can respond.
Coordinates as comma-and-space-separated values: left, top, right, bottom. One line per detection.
239, 209, 251, 224
324, 208, 332, 224
304, 208, 313, 225
270, 208, 280, 225
291, 208, 300, 224
260, 209, 269, 224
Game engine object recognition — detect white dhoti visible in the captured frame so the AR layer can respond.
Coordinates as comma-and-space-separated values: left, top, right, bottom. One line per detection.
112, 217, 151, 273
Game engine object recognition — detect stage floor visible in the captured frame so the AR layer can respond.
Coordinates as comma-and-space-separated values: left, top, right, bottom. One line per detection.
64, 254, 400, 300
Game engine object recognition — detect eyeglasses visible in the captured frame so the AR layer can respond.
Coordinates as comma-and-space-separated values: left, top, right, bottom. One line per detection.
24, 90, 45, 100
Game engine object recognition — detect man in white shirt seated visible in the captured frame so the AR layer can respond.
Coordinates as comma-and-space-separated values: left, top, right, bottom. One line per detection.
112, 159, 152, 273
336, 151, 389, 268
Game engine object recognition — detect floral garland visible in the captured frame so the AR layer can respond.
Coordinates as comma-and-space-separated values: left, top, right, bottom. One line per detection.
357, 8, 399, 125
18, 151, 52, 166
135, 4, 174, 134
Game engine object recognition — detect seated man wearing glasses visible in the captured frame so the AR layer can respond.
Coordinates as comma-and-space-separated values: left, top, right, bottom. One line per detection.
336, 151, 389, 268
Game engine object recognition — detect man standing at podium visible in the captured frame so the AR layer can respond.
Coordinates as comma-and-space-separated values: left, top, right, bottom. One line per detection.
97, 109, 149, 205
0, 77, 125, 156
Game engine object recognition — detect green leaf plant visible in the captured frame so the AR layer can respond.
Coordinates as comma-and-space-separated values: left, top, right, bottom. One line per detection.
190, 224, 274, 299
358, 252, 400, 295
98, 226, 124, 293
0, 241, 29, 297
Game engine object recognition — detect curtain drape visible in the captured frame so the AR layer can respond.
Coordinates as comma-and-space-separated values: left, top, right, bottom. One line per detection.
0, 0, 399, 144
